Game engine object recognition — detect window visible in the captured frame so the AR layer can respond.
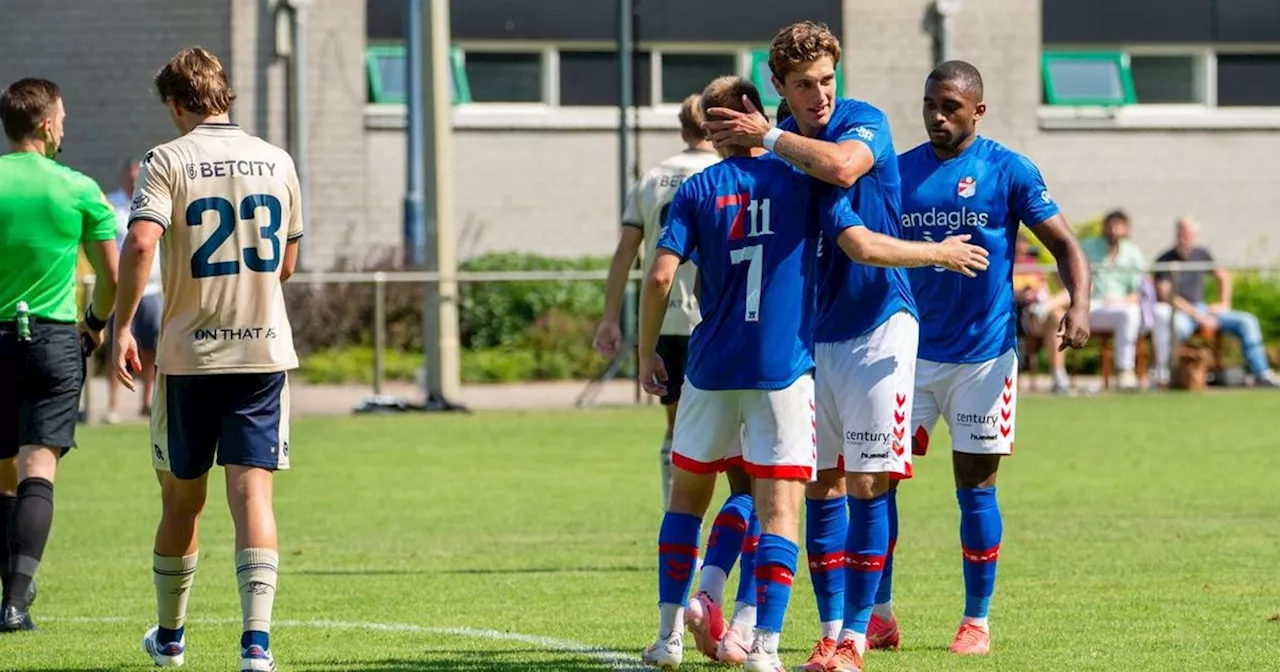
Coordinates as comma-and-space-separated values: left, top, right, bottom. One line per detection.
660, 53, 736, 104
559, 50, 653, 107
1217, 55, 1280, 107
1041, 51, 1136, 106
464, 52, 543, 103
1129, 55, 1200, 104
366, 45, 469, 104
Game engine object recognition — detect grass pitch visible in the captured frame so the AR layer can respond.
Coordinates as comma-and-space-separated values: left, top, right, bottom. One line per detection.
4, 392, 1279, 670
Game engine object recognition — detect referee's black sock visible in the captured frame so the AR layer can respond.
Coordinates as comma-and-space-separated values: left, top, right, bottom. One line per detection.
4, 478, 53, 607
0, 492, 15, 597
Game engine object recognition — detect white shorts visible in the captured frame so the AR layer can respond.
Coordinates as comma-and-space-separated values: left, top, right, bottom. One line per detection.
814, 310, 918, 478
671, 374, 816, 481
913, 348, 1018, 456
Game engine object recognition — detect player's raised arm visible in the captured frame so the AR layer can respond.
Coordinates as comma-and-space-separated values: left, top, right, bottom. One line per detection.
705, 95, 872, 189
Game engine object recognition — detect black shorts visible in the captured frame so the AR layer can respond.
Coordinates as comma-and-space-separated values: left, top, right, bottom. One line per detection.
655, 335, 690, 406
0, 320, 86, 459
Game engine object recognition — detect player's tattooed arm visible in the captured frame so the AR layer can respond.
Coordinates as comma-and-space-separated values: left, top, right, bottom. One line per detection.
1030, 214, 1092, 349
771, 135, 873, 189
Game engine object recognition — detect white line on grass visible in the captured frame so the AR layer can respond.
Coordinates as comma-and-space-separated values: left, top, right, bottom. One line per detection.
46, 616, 649, 671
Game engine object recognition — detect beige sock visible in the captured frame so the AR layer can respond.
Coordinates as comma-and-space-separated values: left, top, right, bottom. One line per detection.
153, 552, 199, 630
235, 548, 279, 633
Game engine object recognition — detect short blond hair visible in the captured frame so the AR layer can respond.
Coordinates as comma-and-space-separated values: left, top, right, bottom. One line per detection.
677, 93, 708, 141
700, 76, 766, 119
768, 21, 842, 82
154, 47, 235, 115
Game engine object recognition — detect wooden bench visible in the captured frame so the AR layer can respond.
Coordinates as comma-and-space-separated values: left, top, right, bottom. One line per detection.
1091, 324, 1224, 390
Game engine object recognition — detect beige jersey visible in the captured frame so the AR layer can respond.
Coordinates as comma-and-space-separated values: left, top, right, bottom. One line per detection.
130, 123, 302, 375
622, 149, 720, 336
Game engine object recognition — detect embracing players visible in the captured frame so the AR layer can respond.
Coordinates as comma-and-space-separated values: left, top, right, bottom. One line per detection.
874, 61, 1091, 655
706, 22, 989, 672
114, 47, 302, 671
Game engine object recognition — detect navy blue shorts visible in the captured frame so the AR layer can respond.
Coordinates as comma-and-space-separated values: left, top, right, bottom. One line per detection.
151, 372, 291, 480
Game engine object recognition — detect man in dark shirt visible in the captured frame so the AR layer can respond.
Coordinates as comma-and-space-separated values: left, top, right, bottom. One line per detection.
1152, 217, 1276, 386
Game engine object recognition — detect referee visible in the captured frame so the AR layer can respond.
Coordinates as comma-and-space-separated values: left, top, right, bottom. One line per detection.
0, 78, 118, 632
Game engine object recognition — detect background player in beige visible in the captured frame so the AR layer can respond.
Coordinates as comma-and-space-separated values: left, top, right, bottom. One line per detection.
112, 47, 300, 672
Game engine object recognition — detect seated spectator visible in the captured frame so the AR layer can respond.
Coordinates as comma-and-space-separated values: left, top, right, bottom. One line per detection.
1049, 210, 1147, 390
1152, 217, 1277, 387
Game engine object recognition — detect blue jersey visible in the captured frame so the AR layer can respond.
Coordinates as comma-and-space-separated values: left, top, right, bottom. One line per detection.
898, 136, 1061, 363
657, 153, 817, 391
782, 98, 916, 343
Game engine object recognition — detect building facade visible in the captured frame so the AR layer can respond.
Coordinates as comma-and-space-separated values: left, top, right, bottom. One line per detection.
3, 0, 1279, 269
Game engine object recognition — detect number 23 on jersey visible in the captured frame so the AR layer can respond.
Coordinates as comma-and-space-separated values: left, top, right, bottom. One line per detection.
719, 193, 773, 322
187, 193, 283, 278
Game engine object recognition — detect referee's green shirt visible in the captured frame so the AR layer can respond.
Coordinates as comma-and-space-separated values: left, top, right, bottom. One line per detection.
0, 152, 117, 322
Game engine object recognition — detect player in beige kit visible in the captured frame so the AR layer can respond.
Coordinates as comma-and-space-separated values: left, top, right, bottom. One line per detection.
112, 47, 297, 671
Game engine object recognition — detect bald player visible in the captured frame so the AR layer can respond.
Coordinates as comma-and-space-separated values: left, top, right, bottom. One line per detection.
113, 47, 301, 671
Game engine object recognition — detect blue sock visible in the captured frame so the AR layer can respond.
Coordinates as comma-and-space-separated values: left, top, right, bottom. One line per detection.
658, 512, 702, 606
874, 489, 899, 606
843, 493, 890, 636
240, 630, 269, 650
804, 496, 847, 625
704, 493, 752, 578
754, 534, 799, 633
157, 626, 184, 645
735, 513, 760, 605
958, 487, 1002, 619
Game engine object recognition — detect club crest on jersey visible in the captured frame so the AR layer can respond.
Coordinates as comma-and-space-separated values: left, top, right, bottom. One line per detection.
957, 176, 977, 198
186, 163, 197, 179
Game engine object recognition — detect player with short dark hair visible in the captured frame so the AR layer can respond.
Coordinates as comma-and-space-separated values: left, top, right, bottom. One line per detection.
115, 47, 302, 670
0, 77, 119, 632
881, 60, 1091, 655
638, 75, 817, 672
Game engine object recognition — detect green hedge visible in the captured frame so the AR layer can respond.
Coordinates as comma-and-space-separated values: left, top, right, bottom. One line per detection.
458, 253, 609, 348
